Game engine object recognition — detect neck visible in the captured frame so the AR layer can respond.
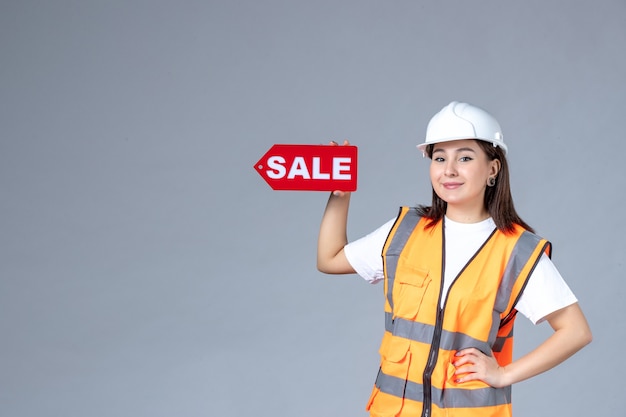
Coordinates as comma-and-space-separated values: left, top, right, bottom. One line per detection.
445, 205, 490, 224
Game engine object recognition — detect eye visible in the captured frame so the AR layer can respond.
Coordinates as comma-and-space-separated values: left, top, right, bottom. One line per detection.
433, 156, 445, 162
459, 156, 473, 162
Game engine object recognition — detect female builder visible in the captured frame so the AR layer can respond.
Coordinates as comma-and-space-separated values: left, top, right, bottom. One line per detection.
317, 101, 592, 417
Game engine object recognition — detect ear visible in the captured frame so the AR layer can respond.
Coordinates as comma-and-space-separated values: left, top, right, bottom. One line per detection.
490, 159, 501, 177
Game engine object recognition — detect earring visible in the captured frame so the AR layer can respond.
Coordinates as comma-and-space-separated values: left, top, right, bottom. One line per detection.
487, 177, 496, 187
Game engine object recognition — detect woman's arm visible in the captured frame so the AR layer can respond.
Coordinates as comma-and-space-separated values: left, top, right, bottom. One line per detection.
316, 140, 356, 275
316, 190, 355, 274
453, 302, 592, 387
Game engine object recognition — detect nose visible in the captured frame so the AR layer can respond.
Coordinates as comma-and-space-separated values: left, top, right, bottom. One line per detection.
444, 160, 457, 177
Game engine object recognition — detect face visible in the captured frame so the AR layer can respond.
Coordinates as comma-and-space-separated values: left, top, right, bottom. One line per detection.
430, 139, 500, 221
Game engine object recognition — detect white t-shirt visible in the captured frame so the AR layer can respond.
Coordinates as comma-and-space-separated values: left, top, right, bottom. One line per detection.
344, 216, 577, 325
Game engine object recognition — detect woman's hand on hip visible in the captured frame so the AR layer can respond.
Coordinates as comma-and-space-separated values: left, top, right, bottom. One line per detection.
453, 348, 510, 388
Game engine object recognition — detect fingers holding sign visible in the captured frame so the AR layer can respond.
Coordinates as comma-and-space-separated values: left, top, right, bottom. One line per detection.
328, 140, 352, 197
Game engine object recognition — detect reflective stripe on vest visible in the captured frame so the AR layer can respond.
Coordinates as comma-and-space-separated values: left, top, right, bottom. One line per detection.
368, 207, 551, 417
375, 369, 512, 408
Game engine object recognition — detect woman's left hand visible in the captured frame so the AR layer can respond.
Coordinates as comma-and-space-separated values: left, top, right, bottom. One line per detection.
453, 304, 591, 389
452, 348, 509, 388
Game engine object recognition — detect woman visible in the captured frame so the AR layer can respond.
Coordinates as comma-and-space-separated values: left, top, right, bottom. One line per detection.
317, 101, 592, 417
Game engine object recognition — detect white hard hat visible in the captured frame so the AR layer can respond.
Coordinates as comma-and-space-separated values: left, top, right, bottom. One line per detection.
417, 101, 507, 155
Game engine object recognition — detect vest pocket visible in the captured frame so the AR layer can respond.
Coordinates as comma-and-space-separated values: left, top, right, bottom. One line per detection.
393, 266, 431, 320
381, 336, 411, 363
371, 338, 412, 416
366, 385, 404, 417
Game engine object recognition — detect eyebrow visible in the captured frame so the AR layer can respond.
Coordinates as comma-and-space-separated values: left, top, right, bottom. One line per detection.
432, 147, 477, 154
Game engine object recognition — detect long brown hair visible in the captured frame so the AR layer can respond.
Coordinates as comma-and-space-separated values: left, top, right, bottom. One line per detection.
416, 140, 534, 234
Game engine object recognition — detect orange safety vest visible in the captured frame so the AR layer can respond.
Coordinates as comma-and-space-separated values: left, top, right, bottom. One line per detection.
366, 207, 551, 417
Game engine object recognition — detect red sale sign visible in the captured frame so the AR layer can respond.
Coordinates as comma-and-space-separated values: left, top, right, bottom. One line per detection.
254, 144, 358, 191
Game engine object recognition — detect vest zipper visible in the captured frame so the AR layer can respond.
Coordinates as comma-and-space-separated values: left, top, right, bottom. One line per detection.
421, 219, 448, 417
421, 305, 444, 417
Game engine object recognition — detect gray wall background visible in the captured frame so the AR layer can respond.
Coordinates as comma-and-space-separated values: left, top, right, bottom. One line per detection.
1, 1, 624, 416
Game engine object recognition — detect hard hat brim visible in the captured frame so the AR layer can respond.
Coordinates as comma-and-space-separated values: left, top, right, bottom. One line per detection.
416, 137, 508, 156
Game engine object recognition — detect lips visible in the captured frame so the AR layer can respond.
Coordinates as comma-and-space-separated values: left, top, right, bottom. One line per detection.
442, 182, 463, 189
